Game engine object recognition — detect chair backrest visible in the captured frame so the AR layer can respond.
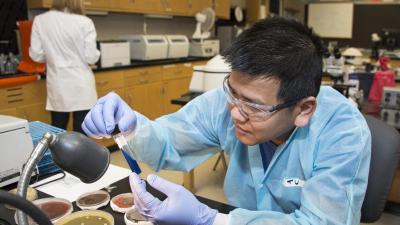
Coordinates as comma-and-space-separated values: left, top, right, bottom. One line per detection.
361, 115, 400, 223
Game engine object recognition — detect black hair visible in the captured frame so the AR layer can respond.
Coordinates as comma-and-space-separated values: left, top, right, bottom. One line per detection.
221, 16, 324, 103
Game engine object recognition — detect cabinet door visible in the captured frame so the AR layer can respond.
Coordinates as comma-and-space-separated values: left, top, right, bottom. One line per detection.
17, 103, 51, 124
95, 70, 125, 92
0, 108, 19, 117
126, 82, 164, 120
132, 0, 164, 13
214, 0, 230, 19
84, 0, 110, 10
110, 0, 136, 12
44, 0, 53, 7
189, 0, 213, 15
162, 0, 190, 15
163, 77, 191, 114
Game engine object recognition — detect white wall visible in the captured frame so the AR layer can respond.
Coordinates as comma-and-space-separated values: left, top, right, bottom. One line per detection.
90, 13, 196, 40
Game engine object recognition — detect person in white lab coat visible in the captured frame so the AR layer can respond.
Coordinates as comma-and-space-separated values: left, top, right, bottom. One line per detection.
29, 0, 100, 133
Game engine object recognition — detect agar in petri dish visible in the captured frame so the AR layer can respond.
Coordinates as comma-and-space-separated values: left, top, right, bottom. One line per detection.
110, 193, 134, 213
76, 190, 110, 210
55, 210, 114, 225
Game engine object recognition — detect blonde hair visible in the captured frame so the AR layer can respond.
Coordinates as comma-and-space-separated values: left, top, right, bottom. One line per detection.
51, 0, 85, 15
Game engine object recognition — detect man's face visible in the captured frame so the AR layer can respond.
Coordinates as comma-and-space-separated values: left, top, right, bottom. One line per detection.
227, 71, 297, 145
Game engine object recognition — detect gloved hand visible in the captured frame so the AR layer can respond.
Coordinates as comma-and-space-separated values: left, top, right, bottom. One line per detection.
82, 92, 136, 138
129, 173, 218, 225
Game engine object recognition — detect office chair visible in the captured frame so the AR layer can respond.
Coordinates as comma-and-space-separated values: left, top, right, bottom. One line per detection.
361, 115, 400, 223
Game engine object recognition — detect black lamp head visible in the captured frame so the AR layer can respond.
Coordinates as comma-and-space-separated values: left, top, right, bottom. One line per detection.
49, 132, 110, 183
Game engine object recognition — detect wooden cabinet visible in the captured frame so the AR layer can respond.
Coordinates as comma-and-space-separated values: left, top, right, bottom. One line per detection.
162, 77, 192, 114
17, 102, 51, 124
131, 0, 164, 13
0, 108, 19, 117
246, 0, 269, 23
162, 0, 190, 16
95, 70, 124, 92
28, 0, 52, 8
84, 0, 110, 10
162, 63, 192, 114
214, 0, 230, 19
27, 0, 226, 18
0, 80, 50, 123
124, 66, 164, 119
189, 0, 213, 14
126, 82, 164, 120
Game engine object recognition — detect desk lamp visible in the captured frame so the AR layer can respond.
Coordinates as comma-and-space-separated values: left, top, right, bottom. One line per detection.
16, 132, 110, 225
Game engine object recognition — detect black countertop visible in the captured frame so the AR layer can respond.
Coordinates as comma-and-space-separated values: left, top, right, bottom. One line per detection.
0, 57, 210, 80
0, 177, 235, 225
93, 57, 210, 73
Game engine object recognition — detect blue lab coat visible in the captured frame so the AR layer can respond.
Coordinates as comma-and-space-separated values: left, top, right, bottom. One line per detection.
127, 86, 371, 225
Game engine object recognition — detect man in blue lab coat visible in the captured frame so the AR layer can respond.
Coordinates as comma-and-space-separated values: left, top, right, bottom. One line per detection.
82, 17, 371, 225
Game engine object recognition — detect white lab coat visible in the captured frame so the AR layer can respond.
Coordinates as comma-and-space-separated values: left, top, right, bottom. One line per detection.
30, 10, 100, 112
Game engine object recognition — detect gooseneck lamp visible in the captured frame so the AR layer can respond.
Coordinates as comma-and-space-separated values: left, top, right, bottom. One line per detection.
16, 132, 110, 225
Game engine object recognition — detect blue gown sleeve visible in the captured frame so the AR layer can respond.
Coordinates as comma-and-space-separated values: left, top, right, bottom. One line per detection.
126, 89, 226, 172
228, 107, 371, 225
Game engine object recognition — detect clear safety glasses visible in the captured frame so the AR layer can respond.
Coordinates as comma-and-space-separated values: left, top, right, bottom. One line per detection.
223, 75, 298, 122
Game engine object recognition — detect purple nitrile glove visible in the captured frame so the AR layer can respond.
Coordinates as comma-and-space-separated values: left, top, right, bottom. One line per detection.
129, 173, 218, 225
81, 92, 136, 138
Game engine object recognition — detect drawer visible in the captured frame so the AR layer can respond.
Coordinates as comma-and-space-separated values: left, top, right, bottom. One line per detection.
162, 63, 193, 80
95, 70, 124, 91
0, 81, 46, 109
124, 67, 162, 86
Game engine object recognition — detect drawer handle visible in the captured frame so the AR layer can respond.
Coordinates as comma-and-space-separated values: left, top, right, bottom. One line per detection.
6, 87, 22, 92
8, 99, 23, 103
7, 93, 23, 98
96, 80, 109, 85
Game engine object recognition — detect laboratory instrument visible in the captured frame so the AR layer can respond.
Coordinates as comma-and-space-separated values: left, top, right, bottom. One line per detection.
0, 115, 33, 188
189, 8, 220, 57
165, 35, 189, 59
121, 35, 168, 60
16, 129, 110, 225
98, 41, 130, 68
112, 126, 142, 174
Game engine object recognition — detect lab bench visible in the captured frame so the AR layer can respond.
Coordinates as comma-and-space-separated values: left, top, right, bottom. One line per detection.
0, 176, 236, 225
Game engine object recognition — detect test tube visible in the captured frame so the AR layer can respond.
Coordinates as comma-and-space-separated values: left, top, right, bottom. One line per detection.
112, 126, 141, 174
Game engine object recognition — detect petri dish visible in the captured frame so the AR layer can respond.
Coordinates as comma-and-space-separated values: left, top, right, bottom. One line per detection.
34, 198, 73, 222
124, 207, 152, 225
6, 187, 38, 210
110, 193, 134, 213
55, 210, 114, 225
76, 190, 110, 210
14, 198, 72, 224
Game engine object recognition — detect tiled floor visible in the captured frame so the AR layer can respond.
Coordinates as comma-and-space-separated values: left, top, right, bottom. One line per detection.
111, 151, 400, 225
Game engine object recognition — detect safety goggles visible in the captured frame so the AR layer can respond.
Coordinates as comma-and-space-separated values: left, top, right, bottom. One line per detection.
223, 75, 298, 122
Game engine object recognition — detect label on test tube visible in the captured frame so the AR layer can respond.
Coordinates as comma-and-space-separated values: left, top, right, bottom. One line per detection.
113, 132, 141, 174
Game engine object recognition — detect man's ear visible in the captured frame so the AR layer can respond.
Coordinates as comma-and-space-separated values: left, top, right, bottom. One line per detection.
293, 97, 317, 128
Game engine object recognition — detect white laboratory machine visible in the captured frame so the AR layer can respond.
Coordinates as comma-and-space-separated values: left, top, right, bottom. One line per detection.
189, 8, 220, 57
0, 115, 33, 187
165, 35, 189, 59
121, 35, 168, 60
98, 41, 131, 68
189, 54, 231, 93
189, 39, 220, 58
